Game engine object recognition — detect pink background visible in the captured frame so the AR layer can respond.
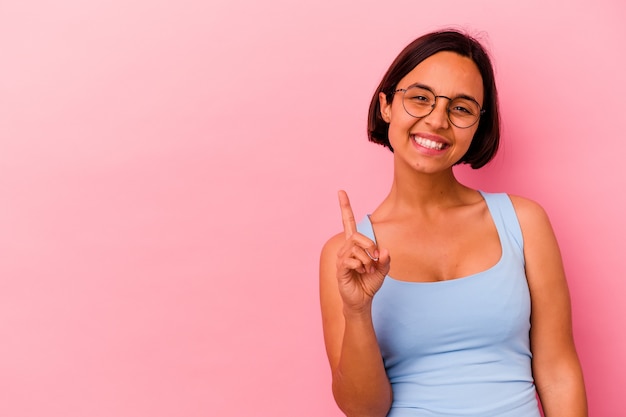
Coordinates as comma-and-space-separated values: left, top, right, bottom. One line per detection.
1, 0, 624, 416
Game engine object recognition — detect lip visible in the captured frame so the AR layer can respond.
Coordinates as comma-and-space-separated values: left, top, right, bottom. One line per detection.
410, 132, 451, 154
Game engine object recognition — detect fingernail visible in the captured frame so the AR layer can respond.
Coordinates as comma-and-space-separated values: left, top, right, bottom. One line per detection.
366, 249, 379, 262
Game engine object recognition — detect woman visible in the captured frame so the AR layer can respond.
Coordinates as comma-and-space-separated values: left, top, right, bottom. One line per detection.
319, 30, 587, 417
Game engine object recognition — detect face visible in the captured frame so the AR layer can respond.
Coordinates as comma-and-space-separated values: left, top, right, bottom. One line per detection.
379, 51, 484, 174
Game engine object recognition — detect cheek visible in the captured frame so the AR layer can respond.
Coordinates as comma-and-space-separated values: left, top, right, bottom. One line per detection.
387, 122, 410, 148
458, 125, 479, 145
387, 110, 414, 140
462, 130, 476, 145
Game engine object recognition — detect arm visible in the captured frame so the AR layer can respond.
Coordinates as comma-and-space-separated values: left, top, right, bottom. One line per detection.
511, 196, 588, 417
319, 191, 392, 417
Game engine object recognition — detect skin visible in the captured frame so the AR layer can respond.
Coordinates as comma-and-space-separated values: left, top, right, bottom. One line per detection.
319, 51, 587, 416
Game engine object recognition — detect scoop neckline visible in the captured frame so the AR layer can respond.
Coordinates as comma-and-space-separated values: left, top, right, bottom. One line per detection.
364, 191, 504, 285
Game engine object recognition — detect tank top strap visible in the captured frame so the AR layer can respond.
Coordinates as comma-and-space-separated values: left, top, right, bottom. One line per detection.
357, 214, 377, 243
479, 191, 524, 260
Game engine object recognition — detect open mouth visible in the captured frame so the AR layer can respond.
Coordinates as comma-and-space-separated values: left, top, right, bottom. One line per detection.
412, 135, 449, 151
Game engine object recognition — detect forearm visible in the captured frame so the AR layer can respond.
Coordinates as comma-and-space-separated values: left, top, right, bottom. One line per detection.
332, 308, 392, 417
535, 357, 587, 417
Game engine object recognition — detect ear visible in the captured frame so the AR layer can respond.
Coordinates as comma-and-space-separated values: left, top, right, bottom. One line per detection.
379, 91, 392, 123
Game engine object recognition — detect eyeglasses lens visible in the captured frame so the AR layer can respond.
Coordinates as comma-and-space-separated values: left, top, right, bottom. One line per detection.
402, 86, 481, 128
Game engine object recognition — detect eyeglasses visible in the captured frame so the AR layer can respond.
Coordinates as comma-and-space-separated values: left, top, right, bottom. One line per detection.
393, 84, 485, 129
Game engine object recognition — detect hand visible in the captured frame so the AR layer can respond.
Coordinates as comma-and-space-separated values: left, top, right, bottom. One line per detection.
336, 190, 390, 313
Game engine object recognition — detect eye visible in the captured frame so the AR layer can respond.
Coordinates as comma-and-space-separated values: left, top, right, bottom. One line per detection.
411, 94, 429, 102
449, 98, 479, 117
451, 105, 472, 115
405, 87, 434, 106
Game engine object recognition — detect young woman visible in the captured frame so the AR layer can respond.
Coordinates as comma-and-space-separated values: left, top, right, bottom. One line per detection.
319, 30, 587, 417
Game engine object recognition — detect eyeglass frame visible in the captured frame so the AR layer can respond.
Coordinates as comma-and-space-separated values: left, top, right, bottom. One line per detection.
392, 84, 486, 129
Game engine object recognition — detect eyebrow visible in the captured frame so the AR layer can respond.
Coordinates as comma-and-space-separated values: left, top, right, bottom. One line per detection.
406, 82, 481, 104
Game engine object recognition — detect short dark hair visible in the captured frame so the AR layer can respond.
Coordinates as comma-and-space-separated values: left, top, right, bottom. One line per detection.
367, 29, 500, 169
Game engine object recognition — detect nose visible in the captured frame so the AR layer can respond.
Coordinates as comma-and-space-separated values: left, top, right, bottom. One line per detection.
423, 97, 450, 130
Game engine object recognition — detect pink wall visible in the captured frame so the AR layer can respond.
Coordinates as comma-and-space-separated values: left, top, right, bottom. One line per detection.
1, 0, 624, 416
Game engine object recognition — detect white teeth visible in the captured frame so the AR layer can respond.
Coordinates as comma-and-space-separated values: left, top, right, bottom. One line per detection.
414, 136, 445, 150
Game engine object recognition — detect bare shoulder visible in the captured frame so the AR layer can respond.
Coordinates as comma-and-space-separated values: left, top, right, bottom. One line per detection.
320, 232, 346, 265
322, 232, 345, 253
320, 232, 345, 297
508, 194, 554, 234
508, 194, 562, 273
319, 231, 346, 298
508, 194, 564, 290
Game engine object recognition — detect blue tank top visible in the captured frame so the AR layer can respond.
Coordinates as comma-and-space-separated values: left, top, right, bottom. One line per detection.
357, 192, 541, 417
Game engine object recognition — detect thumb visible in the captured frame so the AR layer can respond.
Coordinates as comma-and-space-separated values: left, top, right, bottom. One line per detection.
376, 248, 391, 275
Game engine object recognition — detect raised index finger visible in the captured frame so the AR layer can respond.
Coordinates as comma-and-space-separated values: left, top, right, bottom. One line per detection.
338, 190, 357, 238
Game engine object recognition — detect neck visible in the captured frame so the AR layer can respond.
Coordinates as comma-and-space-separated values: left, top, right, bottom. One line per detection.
377, 159, 475, 218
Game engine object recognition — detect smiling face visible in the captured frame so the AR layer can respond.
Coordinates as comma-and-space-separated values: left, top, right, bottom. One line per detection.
379, 51, 484, 175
